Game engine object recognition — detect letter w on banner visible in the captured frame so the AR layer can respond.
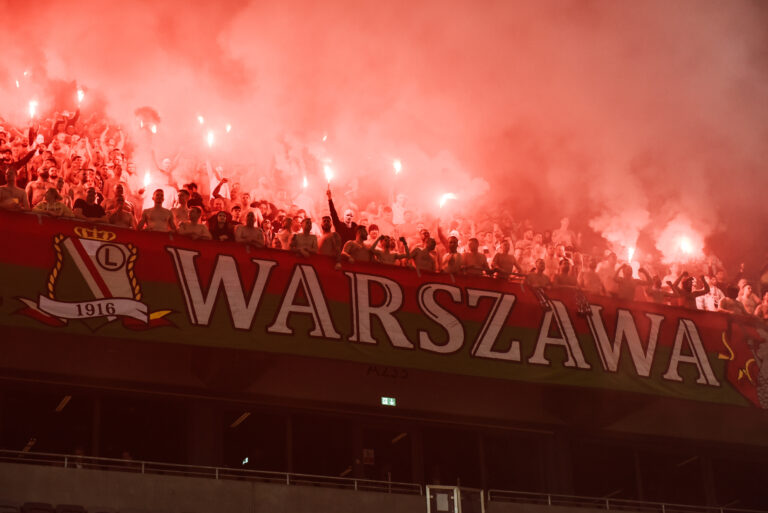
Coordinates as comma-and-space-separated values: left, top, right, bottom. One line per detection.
16, 229, 172, 330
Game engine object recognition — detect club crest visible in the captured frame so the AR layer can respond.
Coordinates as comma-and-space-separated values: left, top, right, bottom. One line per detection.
17, 226, 172, 330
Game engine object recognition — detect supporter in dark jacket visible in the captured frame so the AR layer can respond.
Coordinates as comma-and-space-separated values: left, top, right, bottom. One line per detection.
208, 211, 235, 242
326, 188, 357, 245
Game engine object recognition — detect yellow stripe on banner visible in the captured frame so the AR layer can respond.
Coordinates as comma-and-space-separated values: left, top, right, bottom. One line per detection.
149, 310, 172, 320
718, 332, 735, 360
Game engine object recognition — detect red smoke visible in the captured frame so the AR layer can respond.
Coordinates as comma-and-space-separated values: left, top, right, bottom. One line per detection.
2, 0, 768, 269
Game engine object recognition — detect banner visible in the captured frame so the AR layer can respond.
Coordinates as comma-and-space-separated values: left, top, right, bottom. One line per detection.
1, 211, 766, 408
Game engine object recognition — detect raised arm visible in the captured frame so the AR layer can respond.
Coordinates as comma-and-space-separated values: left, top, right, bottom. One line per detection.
673, 272, 685, 289
99, 125, 109, 153
50, 114, 59, 134
69, 109, 80, 126
436, 223, 450, 252
27, 125, 37, 146
116, 127, 125, 151
691, 276, 710, 298
326, 189, 344, 233
84, 138, 93, 164
370, 235, 384, 253
10, 149, 37, 172
211, 178, 227, 199
399, 237, 410, 259
637, 268, 652, 286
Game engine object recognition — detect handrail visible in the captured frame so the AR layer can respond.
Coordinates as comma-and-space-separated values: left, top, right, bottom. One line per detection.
487, 489, 767, 513
1, 450, 765, 513
0, 449, 422, 496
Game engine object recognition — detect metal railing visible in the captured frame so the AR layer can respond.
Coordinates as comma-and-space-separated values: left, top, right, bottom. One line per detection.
2, 450, 766, 513
487, 489, 767, 513
0, 449, 422, 496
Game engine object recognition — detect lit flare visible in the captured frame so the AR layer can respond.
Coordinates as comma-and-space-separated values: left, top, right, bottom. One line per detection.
439, 193, 457, 208
28, 100, 37, 119
77, 88, 85, 104
679, 237, 693, 255
143, 171, 151, 188
393, 159, 402, 175
206, 130, 214, 148
323, 164, 334, 184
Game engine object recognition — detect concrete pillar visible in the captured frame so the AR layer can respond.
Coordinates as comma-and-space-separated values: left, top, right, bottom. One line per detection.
90, 396, 101, 457
633, 447, 645, 500
546, 429, 573, 494
478, 432, 488, 491
285, 414, 293, 473
410, 427, 424, 484
186, 401, 222, 467
700, 454, 717, 506
353, 420, 364, 478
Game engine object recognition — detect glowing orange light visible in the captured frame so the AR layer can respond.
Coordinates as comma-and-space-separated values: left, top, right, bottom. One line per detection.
143, 171, 151, 188
206, 130, 214, 147
393, 159, 402, 175
628, 247, 635, 263
439, 193, 457, 208
323, 164, 334, 184
679, 237, 693, 255
77, 89, 84, 104
28, 100, 37, 119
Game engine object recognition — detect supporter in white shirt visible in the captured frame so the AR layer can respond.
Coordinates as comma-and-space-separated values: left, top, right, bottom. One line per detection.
696, 275, 726, 311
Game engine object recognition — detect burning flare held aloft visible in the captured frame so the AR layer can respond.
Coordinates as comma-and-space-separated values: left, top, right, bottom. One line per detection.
323, 164, 334, 184
439, 192, 457, 208
656, 215, 706, 264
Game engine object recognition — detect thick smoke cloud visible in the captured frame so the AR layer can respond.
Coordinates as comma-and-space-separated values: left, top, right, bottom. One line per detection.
2, 0, 767, 268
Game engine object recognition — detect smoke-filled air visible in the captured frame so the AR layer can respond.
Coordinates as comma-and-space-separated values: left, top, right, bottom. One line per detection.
2, 0, 768, 269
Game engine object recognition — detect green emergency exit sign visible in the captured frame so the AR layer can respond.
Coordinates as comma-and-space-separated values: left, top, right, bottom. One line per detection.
381, 396, 397, 406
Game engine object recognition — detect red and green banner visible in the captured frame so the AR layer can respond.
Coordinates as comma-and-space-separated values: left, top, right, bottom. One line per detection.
1, 210, 766, 408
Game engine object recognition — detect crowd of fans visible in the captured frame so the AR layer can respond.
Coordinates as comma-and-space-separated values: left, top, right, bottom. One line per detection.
2, 105, 768, 320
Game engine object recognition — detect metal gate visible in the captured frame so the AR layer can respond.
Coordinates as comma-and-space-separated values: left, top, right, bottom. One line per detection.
426, 485, 485, 513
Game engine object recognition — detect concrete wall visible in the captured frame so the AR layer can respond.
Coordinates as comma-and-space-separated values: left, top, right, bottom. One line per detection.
0, 462, 425, 513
